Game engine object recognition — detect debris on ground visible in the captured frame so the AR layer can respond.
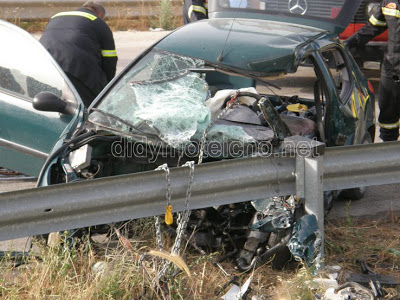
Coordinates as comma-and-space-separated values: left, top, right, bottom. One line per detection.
346, 272, 399, 287
288, 214, 322, 267
0, 167, 35, 180
220, 275, 253, 300
323, 282, 375, 300
314, 260, 400, 299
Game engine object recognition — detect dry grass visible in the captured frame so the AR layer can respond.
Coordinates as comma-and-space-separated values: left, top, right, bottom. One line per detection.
2, 2, 183, 33
0, 220, 287, 299
7, 15, 183, 34
105, 2, 154, 32
268, 213, 400, 300
325, 213, 400, 282
13, 20, 48, 32
107, 15, 182, 32
0, 215, 398, 299
102, 0, 183, 32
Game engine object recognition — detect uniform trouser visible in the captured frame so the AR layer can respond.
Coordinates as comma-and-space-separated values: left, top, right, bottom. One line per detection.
66, 73, 97, 108
378, 74, 400, 141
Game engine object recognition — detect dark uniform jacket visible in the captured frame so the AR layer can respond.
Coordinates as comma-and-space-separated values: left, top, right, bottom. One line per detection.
183, 0, 208, 24
40, 8, 117, 97
345, 0, 400, 79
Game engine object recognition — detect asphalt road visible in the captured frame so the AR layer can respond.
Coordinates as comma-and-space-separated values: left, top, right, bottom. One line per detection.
0, 30, 399, 250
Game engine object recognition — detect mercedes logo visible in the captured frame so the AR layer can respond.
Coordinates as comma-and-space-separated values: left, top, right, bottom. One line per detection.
288, 0, 308, 15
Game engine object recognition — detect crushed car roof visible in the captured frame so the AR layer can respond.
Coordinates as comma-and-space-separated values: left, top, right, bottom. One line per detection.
155, 18, 327, 75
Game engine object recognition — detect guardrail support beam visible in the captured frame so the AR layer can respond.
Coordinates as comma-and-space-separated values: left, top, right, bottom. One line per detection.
284, 136, 325, 258
303, 155, 324, 257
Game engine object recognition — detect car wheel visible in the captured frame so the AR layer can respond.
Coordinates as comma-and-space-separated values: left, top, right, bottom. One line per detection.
341, 185, 367, 200
340, 132, 372, 200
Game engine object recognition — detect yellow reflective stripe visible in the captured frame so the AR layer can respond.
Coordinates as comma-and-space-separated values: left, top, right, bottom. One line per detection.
369, 14, 387, 26
382, 7, 400, 19
188, 5, 194, 18
357, 93, 364, 111
101, 50, 118, 57
378, 121, 399, 129
52, 11, 97, 21
357, 87, 369, 111
204, 3, 208, 9
363, 94, 370, 107
191, 5, 207, 15
350, 93, 357, 118
362, 86, 370, 107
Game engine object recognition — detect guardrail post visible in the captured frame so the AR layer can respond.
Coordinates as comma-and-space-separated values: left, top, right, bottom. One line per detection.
283, 136, 326, 259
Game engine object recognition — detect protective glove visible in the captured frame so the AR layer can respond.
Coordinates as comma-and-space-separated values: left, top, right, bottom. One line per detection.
343, 35, 359, 49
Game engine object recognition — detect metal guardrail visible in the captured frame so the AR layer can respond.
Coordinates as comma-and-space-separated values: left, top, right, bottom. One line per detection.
0, 0, 183, 20
1, 138, 400, 242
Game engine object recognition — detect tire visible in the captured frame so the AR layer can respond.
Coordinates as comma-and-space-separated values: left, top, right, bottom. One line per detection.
340, 132, 372, 200
340, 185, 367, 200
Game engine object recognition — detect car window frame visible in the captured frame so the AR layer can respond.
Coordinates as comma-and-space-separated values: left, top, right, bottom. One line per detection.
0, 20, 85, 177
319, 45, 354, 105
320, 44, 354, 105
303, 49, 337, 144
0, 85, 33, 103
0, 20, 82, 107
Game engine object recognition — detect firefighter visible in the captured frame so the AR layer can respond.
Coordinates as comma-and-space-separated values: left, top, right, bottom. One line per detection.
183, 0, 208, 24
40, 1, 117, 107
345, 1, 400, 142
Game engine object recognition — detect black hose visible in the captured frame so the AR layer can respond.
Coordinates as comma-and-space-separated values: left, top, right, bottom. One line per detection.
236, 233, 291, 272
222, 91, 263, 107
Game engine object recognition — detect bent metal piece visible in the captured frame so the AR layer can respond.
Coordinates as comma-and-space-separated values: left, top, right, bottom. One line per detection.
257, 96, 291, 141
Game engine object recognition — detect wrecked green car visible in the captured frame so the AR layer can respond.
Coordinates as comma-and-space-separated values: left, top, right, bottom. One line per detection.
0, 0, 373, 269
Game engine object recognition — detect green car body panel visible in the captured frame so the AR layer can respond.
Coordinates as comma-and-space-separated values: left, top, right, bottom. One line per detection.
156, 18, 324, 75
0, 20, 84, 177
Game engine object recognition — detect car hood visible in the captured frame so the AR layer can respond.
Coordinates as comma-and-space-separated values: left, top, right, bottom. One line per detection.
208, 0, 361, 35
155, 18, 325, 75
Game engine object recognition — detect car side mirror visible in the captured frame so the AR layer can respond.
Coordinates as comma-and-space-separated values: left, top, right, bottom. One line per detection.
33, 91, 73, 115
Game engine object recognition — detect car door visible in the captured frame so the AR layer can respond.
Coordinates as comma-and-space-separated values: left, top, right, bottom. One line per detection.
315, 44, 374, 146
0, 20, 83, 177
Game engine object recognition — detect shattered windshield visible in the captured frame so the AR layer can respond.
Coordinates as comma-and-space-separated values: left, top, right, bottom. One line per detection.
89, 50, 259, 149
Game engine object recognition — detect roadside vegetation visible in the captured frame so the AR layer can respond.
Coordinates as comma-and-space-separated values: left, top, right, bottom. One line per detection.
0, 209, 398, 299
1, 0, 182, 33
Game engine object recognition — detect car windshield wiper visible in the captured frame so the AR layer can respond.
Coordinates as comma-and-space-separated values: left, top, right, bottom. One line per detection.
189, 67, 216, 72
129, 70, 190, 86
89, 108, 161, 138
199, 64, 282, 90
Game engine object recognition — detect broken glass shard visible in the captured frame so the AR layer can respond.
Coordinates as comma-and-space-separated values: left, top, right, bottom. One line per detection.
250, 197, 295, 232
288, 214, 322, 266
